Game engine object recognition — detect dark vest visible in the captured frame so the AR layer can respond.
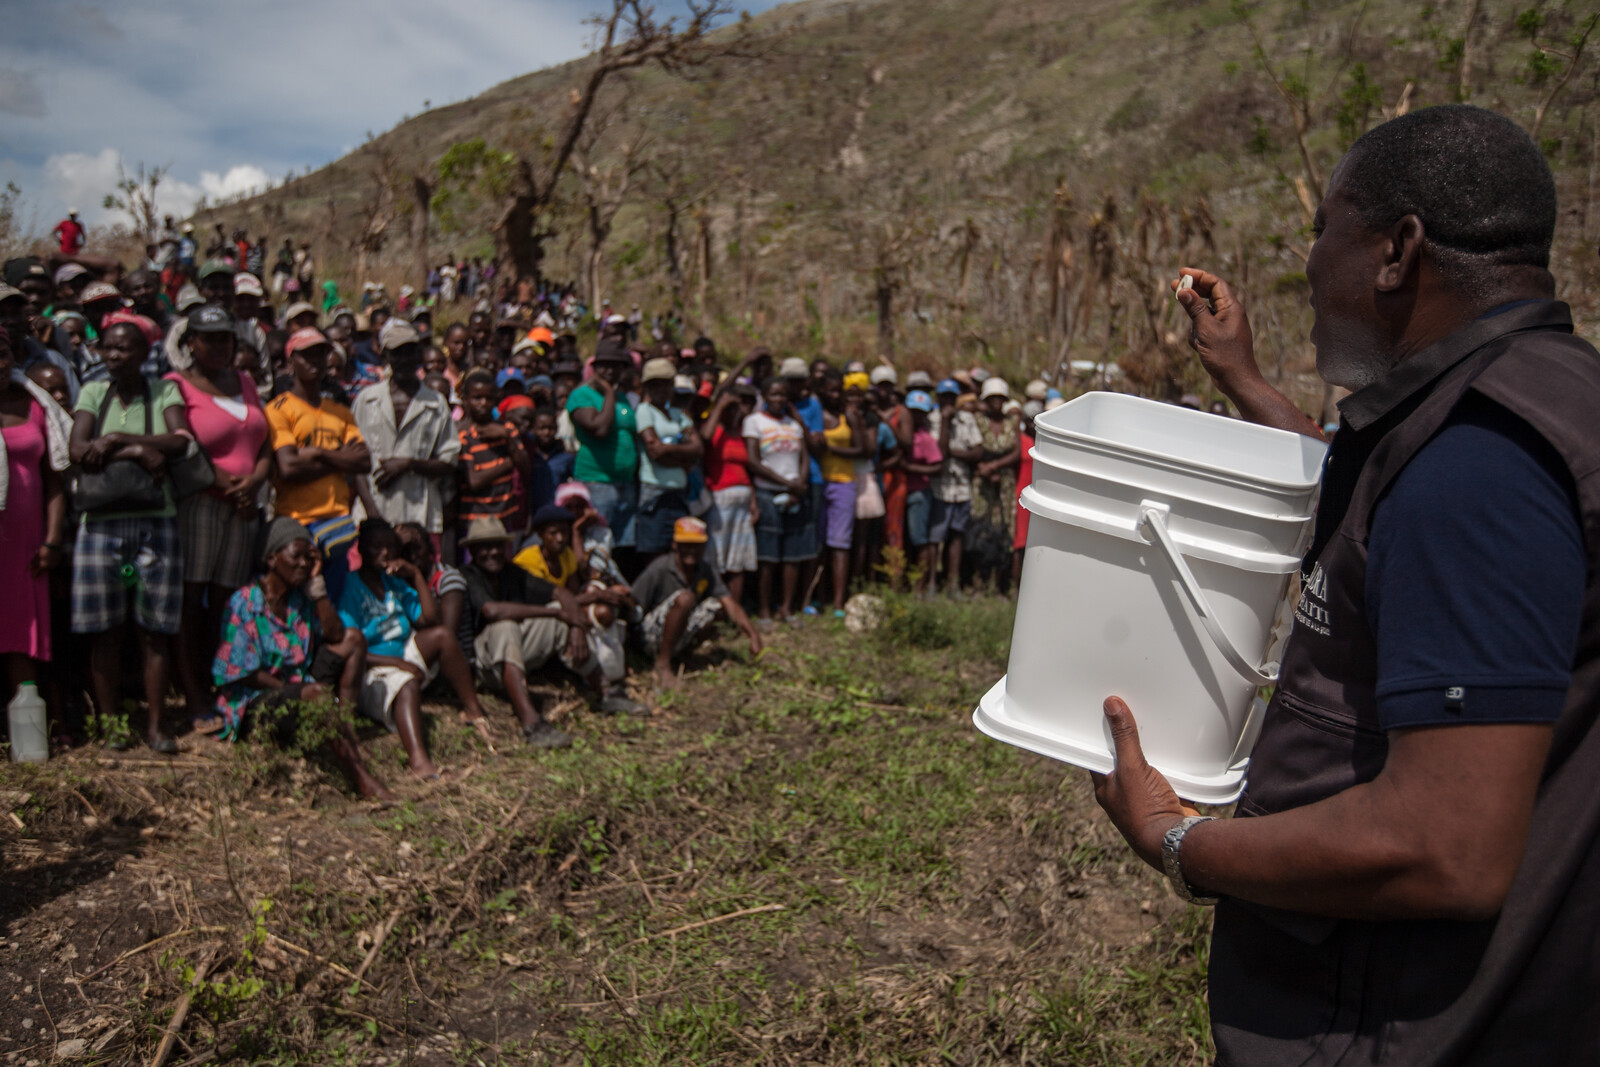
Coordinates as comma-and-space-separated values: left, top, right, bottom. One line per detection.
1210, 302, 1600, 1066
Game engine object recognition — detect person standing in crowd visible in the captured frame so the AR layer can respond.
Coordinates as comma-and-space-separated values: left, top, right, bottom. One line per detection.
699, 382, 758, 607
967, 378, 1020, 593
0, 325, 69, 714
0, 284, 80, 402
272, 239, 294, 296
352, 321, 460, 551
440, 323, 470, 389
265, 328, 370, 602
744, 376, 811, 626
337, 519, 491, 780
782, 357, 826, 614
901, 390, 944, 593
815, 370, 867, 616
634, 357, 701, 560
567, 343, 640, 559
632, 517, 762, 689
53, 210, 86, 257
165, 305, 272, 730
528, 405, 572, 488
1014, 399, 1041, 584
456, 369, 530, 539
212, 518, 393, 801
929, 378, 984, 595
878, 369, 918, 563
69, 320, 194, 754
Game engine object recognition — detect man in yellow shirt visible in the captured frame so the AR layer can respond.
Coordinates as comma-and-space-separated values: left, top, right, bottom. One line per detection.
266, 328, 370, 600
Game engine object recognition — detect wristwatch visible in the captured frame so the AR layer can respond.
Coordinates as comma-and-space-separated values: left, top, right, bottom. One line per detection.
1161, 815, 1219, 906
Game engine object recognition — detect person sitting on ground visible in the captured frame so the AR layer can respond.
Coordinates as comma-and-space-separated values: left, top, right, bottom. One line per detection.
457, 518, 626, 747
631, 517, 762, 690
396, 521, 475, 672
212, 517, 392, 800
514, 503, 638, 699
337, 519, 493, 775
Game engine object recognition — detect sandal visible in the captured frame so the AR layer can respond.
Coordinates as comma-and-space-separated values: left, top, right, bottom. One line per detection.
147, 736, 179, 756
190, 714, 226, 736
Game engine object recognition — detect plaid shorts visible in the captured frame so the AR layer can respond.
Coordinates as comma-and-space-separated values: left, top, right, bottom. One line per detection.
179, 492, 262, 588
72, 515, 183, 635
637, 594, 722, 658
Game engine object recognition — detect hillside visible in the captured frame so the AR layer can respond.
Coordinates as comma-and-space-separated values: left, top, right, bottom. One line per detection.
201, 0, 1600, 413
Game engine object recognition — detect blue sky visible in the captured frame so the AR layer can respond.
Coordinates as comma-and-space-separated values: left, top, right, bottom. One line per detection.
0, 0, 778, 233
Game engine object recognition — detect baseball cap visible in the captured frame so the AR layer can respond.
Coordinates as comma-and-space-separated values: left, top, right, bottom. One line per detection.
529, 374, 555, 391
187, 304, 236, 333
1025, 379, 1049, 401
0, 283, 26, 306
408, 305, 432, 322
905, 390, 934, 413
868, 366, 896, 386
197, 259, 235, 280
81, 281, 124, 305
285, 327, 332, 358
529, 326, 555, 346
674, 374, 697, 393
970, 367, 992, 384
935, 378, 961, 395
779, 356, 809, 379
512, 335, 541, 356
1045, 397, 1065, 411
3, 257, 47, 287
175, 284, 205, 312
593, 339, 631, 364
672, 516, 709, 544
551, 360, 581, 379
642, 357, 676, 383
906, 370, 934, 389
497, 368, 526, 388
843, 371, 870, 392
234, 272, 264, 297
282, 301, 317, 324
53, 263, 90, 286
980, 377, 1011, 399
499, 394, 535, 414
380, 319, 421, 352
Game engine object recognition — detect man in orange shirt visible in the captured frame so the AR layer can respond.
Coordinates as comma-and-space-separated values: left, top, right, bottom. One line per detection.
266, 328, 371, 601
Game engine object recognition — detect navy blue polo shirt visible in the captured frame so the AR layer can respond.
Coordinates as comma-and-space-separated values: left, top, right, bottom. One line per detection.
1368, 392, 1584, 729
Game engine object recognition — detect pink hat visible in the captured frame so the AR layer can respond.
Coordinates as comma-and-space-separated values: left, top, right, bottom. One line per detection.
285, 327, 331, 358
100, 309, 159, 346
554, 481, 593, 510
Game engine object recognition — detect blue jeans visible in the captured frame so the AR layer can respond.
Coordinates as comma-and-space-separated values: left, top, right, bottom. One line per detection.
585, 480, 638, 549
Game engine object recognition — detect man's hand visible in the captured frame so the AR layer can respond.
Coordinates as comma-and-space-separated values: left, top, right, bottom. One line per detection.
373, 456, 412, 489
1090, 696, 1200, 871
1173, 269, 1259, 393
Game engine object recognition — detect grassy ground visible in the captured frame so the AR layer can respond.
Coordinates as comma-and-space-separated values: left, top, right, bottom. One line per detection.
0, 594, 1212, 1065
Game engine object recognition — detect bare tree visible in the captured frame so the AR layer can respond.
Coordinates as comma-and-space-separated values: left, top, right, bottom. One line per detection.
572, 88, 651, 307
102, 161, 169, 243
460, 0, 760, 283
352, 141, 400, 283
1522, 9, 1599, 140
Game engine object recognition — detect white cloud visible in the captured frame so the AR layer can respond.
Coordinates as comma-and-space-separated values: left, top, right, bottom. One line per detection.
43, 150, 272, 228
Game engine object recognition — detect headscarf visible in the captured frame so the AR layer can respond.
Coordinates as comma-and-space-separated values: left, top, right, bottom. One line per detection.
262, 517, 312, 562
100, 310, 161, 348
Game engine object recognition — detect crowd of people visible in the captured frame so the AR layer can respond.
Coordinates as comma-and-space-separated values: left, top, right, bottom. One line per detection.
0, 232, 1082, 800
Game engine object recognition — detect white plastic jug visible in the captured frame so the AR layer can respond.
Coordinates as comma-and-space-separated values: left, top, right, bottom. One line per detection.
973, 393, 1326, 803
8, 681, 48, 763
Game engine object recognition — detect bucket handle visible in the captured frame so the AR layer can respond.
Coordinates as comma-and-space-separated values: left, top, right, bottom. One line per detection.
1138, 503, 1280, 688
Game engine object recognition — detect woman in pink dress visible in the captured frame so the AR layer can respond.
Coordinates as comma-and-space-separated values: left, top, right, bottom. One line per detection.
0, 325, 68, 695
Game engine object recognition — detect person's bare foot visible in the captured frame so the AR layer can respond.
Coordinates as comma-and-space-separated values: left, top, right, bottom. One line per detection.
358, 778, 397, 803
655, 664, 679, 690
409, 758, 442, 781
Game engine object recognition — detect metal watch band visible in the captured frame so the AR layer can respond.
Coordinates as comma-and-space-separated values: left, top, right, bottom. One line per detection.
1161, 815, 1219, 906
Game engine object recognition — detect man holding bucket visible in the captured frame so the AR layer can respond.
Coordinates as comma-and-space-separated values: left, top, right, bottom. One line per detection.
1092, 105, 1600, 1062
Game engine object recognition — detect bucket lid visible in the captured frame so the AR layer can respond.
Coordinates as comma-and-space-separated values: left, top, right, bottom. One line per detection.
1034, 392, 1325, 491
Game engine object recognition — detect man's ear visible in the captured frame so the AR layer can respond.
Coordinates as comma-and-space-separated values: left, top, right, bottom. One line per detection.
1377, 215, 1426, 293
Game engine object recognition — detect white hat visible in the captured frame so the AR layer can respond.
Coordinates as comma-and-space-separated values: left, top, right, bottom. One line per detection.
1045, 396, 1065, 411
234, 272, 264, 297
674, 374, 697, 393
642, 357, 676, 383
282, 301, 317, 325
906, 370, 934, 389
779, 356, 809, 379
1024, 379, 1049, 401
512, 335, 540, 356
980, 377, 1011, 399
869, 366, 896, 386
606, 313, 627, 325
68, 207, 79, 216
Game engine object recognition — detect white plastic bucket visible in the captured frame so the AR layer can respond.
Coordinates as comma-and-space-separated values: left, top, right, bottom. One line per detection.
973, 393, 1326, 803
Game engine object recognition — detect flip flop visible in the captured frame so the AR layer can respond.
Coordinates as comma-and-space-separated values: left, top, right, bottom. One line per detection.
460, 713, 497, 752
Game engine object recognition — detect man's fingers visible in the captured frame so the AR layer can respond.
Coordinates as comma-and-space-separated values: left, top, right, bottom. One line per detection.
1102, 696, 1148, 771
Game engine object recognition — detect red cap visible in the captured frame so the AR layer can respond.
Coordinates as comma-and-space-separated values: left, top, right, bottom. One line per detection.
285, 327, 331, 358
